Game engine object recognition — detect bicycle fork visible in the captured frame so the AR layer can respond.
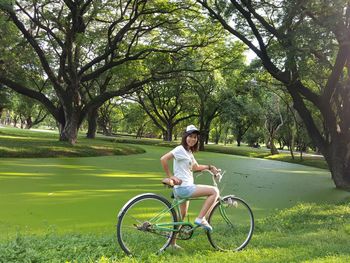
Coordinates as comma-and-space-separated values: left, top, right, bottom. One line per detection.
218, 198, 235, 227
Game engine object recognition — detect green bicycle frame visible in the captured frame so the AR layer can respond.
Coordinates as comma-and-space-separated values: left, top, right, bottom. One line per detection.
149, 196, 230, 234
217, 198, 235, 227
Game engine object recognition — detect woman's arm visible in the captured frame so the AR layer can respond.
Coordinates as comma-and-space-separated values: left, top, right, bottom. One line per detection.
160, 151, 182, 184
193, 163, 219, 174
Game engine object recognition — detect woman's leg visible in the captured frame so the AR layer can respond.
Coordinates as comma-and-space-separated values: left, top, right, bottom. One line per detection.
179, 200, 190, 220
170, 200, 189, 246
191, 185, 219, 218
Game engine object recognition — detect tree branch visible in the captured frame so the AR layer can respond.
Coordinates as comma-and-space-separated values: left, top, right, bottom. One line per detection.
2, 6, 64, 94
0, 76, 59, 121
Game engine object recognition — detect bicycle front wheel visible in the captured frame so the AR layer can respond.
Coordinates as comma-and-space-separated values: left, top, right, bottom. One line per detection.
207, 195, 254, 251
117, 193, 177, 256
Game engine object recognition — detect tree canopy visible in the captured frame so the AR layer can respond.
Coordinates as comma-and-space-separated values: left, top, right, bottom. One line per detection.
196, 0, 350, 189
0, 0, 216, 143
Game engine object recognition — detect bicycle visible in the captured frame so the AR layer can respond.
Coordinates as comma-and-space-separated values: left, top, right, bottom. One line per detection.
116, 170, 254, 256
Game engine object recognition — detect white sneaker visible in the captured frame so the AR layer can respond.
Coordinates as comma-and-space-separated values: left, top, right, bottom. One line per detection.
194, 217, 213, 232
168, 244, 183, 250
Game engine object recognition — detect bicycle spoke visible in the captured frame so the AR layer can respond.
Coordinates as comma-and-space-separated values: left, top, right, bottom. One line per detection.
117, 194, 177, 256
207, 196, 254, 251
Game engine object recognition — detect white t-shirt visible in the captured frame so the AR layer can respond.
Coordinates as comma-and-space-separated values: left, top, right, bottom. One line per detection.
171, 145, 198, 187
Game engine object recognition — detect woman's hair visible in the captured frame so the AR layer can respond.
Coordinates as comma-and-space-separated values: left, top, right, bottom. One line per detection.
181, 132, 199, 152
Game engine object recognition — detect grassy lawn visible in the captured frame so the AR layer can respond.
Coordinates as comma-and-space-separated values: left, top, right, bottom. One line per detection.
107, 136, 328, 170
1, 126, 327, 170
0, 127, 145, 157
1, 202, 349, 262
0, 127, 348, 262
265, 153, 328, 170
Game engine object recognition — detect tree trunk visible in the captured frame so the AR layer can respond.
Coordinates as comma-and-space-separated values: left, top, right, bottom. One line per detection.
0, 108, 3, 124
13, 115, 18, 127
324, 138, 350, 190
214, 127, 220, 144
288, 86, 350, 189
199, 127, 208, 151
199, 122, 210, 151
236, 133, 242, 146
86, 108, 98, 139
289, 135, 295, 160
136, 126, 143, 139
163, 126, 173, 141
26, 117, 33, 129
269, 136, 279, 155
59, 109, 80, 144
289, 119, 296, 160
199, 133, 206, 151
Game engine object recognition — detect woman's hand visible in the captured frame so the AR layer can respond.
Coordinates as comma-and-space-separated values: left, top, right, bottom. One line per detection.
170, 176, 182, 185
209, 165, 219, 175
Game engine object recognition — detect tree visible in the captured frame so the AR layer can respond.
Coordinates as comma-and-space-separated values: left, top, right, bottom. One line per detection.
0, 0, 211, 144
12, 94, 48, 129
263, 93, 284, 155
135, 78, 197, 141
0, 86, 11, 123
97, 98, 124, 136
187, 73, 222, 149
221, 90, 263, 147
120, 102, 153, 138
197, 0, 350, 189
186, 40, 247, 150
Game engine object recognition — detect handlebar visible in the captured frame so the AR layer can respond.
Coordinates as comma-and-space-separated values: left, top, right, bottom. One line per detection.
162, 169, 225, 188
207, 169, 225, 187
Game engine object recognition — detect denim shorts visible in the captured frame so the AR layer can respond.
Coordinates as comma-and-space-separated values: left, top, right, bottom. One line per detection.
173, 185, 196, 199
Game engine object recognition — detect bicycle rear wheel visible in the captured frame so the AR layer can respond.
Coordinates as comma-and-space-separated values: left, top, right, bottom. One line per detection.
207, 195, 254, 251
117, 193, 177, 256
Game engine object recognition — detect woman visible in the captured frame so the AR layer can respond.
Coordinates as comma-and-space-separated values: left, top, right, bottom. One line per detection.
160, 124, 219, 249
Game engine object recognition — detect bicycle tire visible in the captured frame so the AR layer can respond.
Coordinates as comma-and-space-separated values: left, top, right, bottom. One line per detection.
117, 193, 177, 256
207, 195, 254, 251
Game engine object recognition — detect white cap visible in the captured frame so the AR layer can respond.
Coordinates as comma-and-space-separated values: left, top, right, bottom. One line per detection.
185, 124, 199, 134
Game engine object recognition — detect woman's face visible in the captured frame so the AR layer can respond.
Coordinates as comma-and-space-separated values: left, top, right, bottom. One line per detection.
186, 133, 198, 147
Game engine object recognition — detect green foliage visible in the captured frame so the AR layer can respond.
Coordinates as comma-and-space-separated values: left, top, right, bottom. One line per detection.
0, 1, 14, 9
135, 78, 197, 141
0, 87, 11, 109
119, 102, 154, 137
1, 0, 223, 143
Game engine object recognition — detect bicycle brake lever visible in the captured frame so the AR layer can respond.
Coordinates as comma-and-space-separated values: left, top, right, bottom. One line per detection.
214, 170, 225, 183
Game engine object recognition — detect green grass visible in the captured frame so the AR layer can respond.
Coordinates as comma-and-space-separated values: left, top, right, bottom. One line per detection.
1, 201, 349, 262
205, 144, 271, 158
106, 136, 328, 170
0, 127, 328, 169
1, 144, 346, 238
0, 127, 347, 262
0, 127, 145, 157
266, 153, 328, 170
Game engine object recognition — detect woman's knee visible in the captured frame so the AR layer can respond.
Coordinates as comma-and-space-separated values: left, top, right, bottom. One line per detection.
209, 186, 219, 196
